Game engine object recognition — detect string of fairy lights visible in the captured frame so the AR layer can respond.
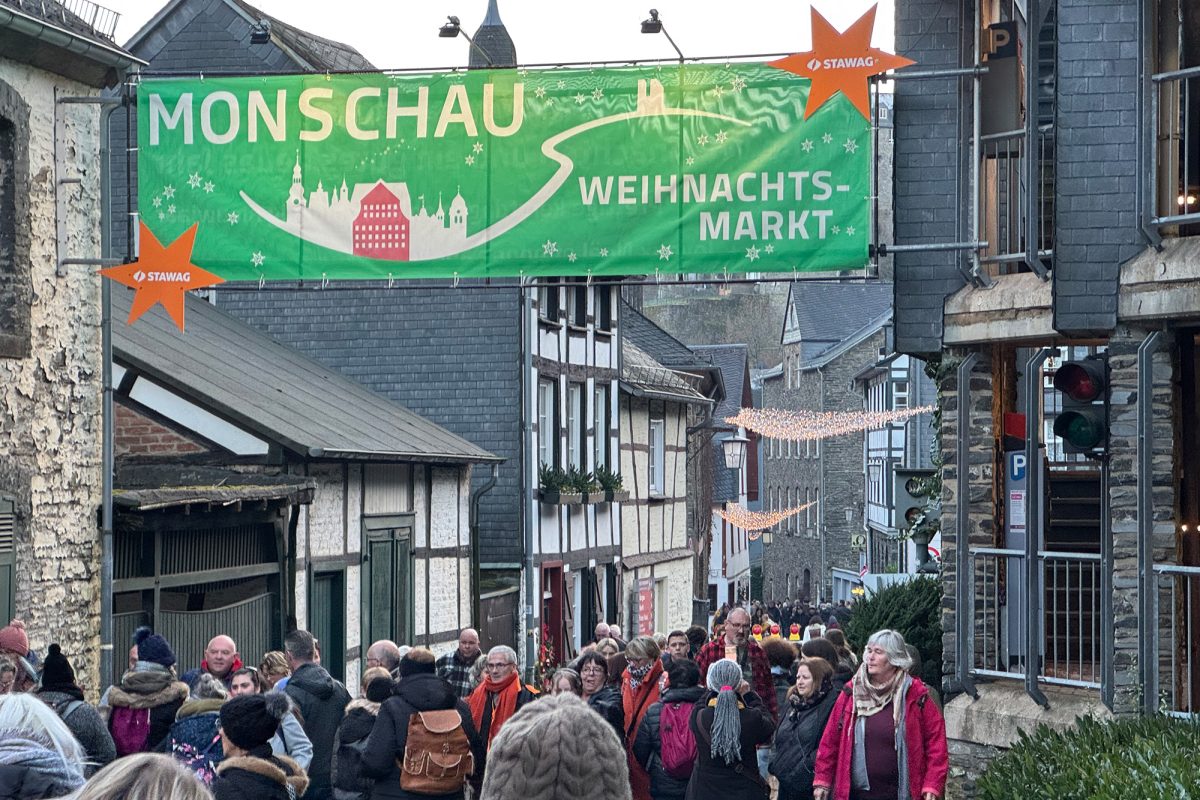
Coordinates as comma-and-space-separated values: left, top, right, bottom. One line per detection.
724, 406, 936, 442
716, 501, 814, 535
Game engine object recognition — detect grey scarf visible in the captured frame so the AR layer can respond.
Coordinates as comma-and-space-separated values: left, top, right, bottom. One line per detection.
850, 675, 912, 799
0, 728, 86, 794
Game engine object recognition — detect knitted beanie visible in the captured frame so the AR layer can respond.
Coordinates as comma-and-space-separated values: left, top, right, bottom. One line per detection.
220, 693, 290, 751
39, 644, 77, 691
133, 627, 176, 668
398, 649, 437, 678
365, 675, 394, 703
480, 693, 631, 800
0, 619, 28, 656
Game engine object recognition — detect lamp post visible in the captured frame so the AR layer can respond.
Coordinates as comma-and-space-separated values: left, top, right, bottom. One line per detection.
438, 15, 494, 66
721, 434, 750, 472
640, 9, 685, 63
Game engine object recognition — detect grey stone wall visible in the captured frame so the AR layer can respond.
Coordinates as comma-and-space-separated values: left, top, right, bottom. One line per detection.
936, 348, 995, 688
0, 65, 104, 687
761, 330, 885, 600
643, 288, 788, 370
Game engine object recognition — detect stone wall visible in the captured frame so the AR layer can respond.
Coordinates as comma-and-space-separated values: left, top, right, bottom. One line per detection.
0, 64, 104, 686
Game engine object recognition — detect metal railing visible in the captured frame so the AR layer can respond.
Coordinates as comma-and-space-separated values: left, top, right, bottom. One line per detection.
969, 547, 1102, 689
1150, 563, 1200, 715
11, 0, 120, 41
1150, 65, 1200, 227
978, 126, 1055, 275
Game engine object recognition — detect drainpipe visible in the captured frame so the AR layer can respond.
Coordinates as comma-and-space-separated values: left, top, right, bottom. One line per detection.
1138, 331, 1162, 713
469, 463, 499, 631
521, 284, 537, 680
1137, 0, 1164, 249
954, 352, 980, 699
1024, 348, 1051, 709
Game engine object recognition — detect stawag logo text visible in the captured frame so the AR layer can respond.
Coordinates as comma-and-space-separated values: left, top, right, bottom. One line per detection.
135, 270, 193, 282
806, 56, 878, 71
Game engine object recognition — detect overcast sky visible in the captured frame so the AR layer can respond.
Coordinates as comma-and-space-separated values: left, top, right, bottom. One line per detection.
110, 0, 896, 71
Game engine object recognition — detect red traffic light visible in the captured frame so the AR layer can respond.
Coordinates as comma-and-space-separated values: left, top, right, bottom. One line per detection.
1053, 360, 1106, 402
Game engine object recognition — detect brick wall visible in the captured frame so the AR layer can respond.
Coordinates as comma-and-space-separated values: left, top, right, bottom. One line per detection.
114, 402, 208, 456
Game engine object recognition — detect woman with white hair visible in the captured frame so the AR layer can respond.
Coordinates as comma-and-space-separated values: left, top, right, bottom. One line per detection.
812, 630, 948, 800
685, 658, 774, 800
0, 692, 88, 798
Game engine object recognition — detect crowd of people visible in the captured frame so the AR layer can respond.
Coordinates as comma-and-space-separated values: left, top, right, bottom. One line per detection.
0, 609, 947, 800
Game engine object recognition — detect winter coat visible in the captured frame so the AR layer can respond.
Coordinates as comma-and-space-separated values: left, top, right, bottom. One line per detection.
585, 684, 625, 741
632, 684, 705, 800
684, 692, 774, 800
271, 704, 314, 770
100, 667, 191, 753
285, 661, 352, 799
694, 640, 778, 721
162, 698, 225, 780
0, 729, 85, 800
332, 698, 382, 800
770, 668, 793, 721
770, 688, 838, 799
361, 672, 485, 800
213, 749, 309, 800
35, 689, 116, 777
812, 678, 948, 800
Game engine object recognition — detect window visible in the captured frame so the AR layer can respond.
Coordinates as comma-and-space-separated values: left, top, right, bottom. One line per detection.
784, 356, 791, 390
0, 111, 31, 359
571, 278, 588, 327
649, 418, 665, 496
654, 578, 668, 633
805, 488, 812, 527
593, 384, 609, 469
568, 383, 584, 469
363, 517, 413, 649
893, 380, 910, 411
596, 285, 613, 331
538, 379, 557, 468
813, 488, 820, 535
538, 279, 560, 323
791, 357, 802, 388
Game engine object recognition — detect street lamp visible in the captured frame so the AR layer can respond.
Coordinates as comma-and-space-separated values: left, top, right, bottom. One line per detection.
640, 9, 684, 62
438, 15, 494, 66
721, 434, 750, 471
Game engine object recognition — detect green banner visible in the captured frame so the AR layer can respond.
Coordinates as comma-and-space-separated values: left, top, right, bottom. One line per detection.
137, 65, 869, 280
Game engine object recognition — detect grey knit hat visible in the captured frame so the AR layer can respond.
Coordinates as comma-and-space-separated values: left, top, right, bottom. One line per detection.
480, 693, 631, 800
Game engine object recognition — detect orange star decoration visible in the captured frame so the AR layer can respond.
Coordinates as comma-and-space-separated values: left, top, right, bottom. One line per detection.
768, 4, 915, 120
100, 222, 225, 332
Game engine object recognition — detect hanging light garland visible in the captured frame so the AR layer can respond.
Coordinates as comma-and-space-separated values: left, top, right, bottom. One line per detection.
716, 501, 813, 533
725, 406, 936, 442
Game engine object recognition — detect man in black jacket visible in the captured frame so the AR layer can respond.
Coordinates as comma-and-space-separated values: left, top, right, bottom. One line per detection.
362, 648, 486, 800
284, 629, 351, 800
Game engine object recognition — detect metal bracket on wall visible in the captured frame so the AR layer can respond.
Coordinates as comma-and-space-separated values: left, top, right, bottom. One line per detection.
55, 94, 124, 277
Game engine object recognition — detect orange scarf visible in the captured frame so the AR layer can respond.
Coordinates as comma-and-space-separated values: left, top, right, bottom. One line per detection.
468, 670, 520, 749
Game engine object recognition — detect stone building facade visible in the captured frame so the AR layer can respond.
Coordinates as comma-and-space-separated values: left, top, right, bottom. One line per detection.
0, 6, 139, 687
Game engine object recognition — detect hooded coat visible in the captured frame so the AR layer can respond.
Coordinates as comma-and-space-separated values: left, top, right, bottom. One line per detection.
162, 698, 225, 780
632, 684, 705, 800
285, 661, 352, 799
332, 697, 382, 800
0, 729, 85, 800
34, 689, 116, 777
101, 666, 191, 753
361, 672, 485, 800
213, 749, 309, 800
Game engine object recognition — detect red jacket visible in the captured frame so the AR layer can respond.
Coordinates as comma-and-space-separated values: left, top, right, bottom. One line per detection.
812, 677, 948, 800
695, 638, 778, 721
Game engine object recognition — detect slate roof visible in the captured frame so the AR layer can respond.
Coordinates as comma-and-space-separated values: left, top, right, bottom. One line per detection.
217, 284, 524, 565
0, 0, 143, 84
469, 0, 516, 68
112, 287, 499, 465
621, 302, 713, 370
227, 0, 372, 71
691, 344, 749, 422
781, 283, 893, 364
621, 341, 708, 405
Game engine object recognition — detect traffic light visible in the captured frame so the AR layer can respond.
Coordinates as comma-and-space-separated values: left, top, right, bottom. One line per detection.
1052, 354, 1109, 455
894, 468, 935, 535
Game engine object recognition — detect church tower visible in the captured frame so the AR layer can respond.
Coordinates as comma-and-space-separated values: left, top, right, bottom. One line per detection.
287, 151, 306, 215
470, 0, 516, 69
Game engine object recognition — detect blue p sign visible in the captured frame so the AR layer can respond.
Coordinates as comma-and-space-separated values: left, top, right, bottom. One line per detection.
1009, 452, 1027, 482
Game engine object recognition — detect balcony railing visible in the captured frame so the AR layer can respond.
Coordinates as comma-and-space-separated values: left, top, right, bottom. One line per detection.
1151, 65, 1200, 228
1150, 563, 1200, 715
10, 0, 120, 41
969, 547, 1102, 690
978, 126, 1055, 276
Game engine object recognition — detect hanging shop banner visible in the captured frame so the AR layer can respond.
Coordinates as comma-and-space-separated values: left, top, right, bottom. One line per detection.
136, 62, 873, 282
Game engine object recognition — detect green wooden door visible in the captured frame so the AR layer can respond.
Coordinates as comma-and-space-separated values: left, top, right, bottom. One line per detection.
363, 517, 413, 647
310, 571, 345, 682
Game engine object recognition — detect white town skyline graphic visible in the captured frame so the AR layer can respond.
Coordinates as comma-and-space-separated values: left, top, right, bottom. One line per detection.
239, 78, 750, 262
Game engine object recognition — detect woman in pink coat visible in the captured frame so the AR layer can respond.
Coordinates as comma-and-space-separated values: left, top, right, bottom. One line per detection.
812, 630, 947, 800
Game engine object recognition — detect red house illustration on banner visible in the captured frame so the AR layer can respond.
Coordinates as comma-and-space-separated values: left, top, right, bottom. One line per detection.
353, 182, 410, 261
